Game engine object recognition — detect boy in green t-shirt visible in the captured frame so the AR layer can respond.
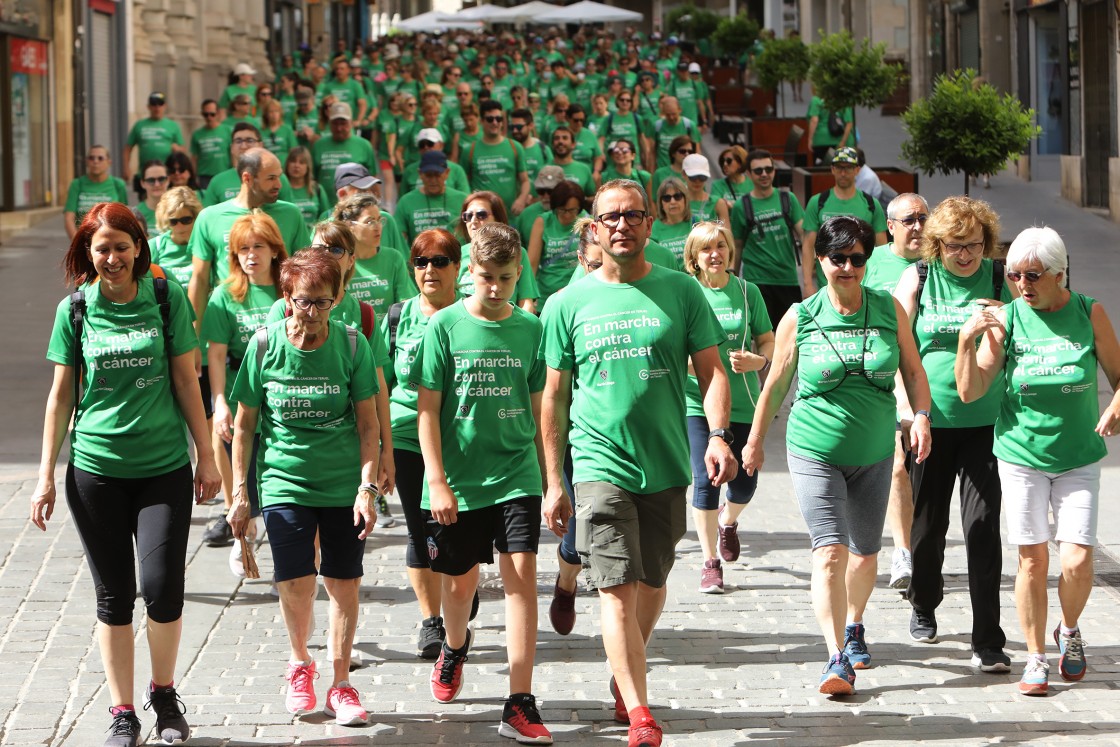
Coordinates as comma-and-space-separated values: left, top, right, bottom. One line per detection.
412, 223, 551, 744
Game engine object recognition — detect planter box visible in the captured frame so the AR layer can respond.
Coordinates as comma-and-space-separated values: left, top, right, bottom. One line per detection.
746, 117, 811, 166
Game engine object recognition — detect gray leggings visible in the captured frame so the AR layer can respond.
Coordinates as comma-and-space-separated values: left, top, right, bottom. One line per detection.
787, 451, 893, 556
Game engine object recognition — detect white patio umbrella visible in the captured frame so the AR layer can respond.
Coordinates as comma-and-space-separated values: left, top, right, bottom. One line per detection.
394, 10, 483, 32
489, 1, 562, 23
436, 4, 509, 23
535, 0, 644, 23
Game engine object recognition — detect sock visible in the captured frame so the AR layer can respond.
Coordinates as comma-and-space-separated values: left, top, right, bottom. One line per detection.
335, 679, 350, 689
110, 705, 135, 716
847, 620, 863, 628
289, 659, 312, 666
1060, 623, 1078, 637
627, 705, 653, 724
1028, 652, 1048, 664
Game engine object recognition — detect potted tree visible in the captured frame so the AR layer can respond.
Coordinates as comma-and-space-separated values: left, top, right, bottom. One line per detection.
808, 31, 901, 136
901, 69, 1039, 195
712, 13, 761, 68
755, 35, 811, 118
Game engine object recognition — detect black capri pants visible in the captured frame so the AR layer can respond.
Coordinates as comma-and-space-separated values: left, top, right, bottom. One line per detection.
65, 462, 194, 625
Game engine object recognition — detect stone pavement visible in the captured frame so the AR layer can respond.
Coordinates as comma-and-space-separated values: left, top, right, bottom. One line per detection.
1, 103, 1120, 746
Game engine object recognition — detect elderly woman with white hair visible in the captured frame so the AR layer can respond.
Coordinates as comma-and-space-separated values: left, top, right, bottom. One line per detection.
956, 226, 1120, 697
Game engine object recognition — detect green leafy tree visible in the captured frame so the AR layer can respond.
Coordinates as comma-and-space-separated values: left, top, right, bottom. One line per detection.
808, 31, 902, 133
901, 69, 1040, 195
712, 14, 761, 63
755, 36, 811, 117
665, 4, 722, 42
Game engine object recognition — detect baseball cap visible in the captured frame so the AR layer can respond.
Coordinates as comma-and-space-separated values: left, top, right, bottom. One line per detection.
667, 35, 679, 45
148, 92, 166, 106
328, 102, 352, 121
831, 147, 859, 166
233, 63, 257, 76
682, 154, 712, 178
534, 165, 565, 191
419, 151, 449, 173
416, 127, 444, 145
676, 61, 689, 71
688, 62, 701, 73
334, 162, 380, 191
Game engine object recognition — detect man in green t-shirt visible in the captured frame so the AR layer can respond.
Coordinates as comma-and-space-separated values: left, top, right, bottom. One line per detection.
413, 223, 553, 742
730, 148, 805, 328
190, 99, 231, 188
124, 91, 186, 190
395, 151, 468, 246
201, 123, 296, 207
508, 109, 552, 184
63, 145, 129, 239
806, 94, 854, 165
320, 57, 369, 124
649, 96, 698, 171
549, 128, 595, 199
801, 147, 888, 295
565, 104, 604, 180
311, 102, 377, 207
462, 100, 530, 216
539, 180, 735, 746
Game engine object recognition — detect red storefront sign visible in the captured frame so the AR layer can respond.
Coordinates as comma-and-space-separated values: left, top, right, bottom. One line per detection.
10, 38, 48, 76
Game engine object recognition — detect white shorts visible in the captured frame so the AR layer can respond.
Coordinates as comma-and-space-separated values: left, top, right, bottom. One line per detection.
997, 459, 1100, 546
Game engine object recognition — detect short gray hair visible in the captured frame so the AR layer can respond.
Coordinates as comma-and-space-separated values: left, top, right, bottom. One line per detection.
886, 192, 929, 220
1006, 226, 1067, 275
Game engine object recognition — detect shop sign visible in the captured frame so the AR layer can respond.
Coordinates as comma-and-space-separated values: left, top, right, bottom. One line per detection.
10, 38, 48, 75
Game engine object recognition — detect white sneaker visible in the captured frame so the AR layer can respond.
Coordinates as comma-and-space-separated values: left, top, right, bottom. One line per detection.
889, 547, 912, 590
229, 543, 246, 578
374, 494, 396, 528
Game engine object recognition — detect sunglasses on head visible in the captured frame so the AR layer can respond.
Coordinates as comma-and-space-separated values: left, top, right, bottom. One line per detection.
167, 216, 195, 227
413, 255, 454, 269
1006, 270, 1044, 282
826, 252, 868, 268
751, 166, 775, 175
462, 209, 491, 222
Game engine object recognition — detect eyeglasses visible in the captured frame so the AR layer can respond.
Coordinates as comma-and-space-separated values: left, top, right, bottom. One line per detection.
413, 255, 454, 269
406, 102, 418, 107
232, 137, 261, 146
462, 209, 491, 222
259, 90, 273, 97
556, 205, 581, 215
87, 155, 107, 162
535, 188, 552, 196
617, 97, 632, 102
570, 117, 586, 124
509, 123, 525, 130
942, 240, 984, 255
167, 216, 195, 227
290, 297, 335, 311
483, 115, 504, 123
893, 214, 929, 227
750, 166, 775, 176
202, 111, 218, 118
595, 209, 648, 226
309, 243, 352, 257
612, 147, 632, 155
582, 258, 604, 271
719, 157, 738, 166
143, 176, 168, 185
418, 140, 436, 149
660, 193, 685, 203
1006, 270, 1045, 282
676, 148, 693, 156
687, 174, 708, 181
826, 252, 869, 268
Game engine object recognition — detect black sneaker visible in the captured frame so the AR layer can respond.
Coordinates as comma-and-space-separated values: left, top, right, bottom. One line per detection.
202, 514, 234, 546
418, 615, 446, 659
910, 608, 939, 643
971, 648, 1012, 673
104, 708, 142, 747
499, 692, 553, 744
144, 683, 191, 745
469, 588, 480, 622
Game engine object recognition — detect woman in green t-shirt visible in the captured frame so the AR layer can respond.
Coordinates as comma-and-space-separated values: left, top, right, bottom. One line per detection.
601, 138, 652, 196
650, 134, 693, 198
284, 146, 330, 231
892, 196, 1017, 674
134, 161, 169, 237
957, 226, 1120, 697
260, 99, 297, 160
227, 250, 381, 726
683, 222, 775, 595
650, 177, 692, 265
149, 186, 202, 289
711, 145, 752, 208
450, 103, 481, 164
528, 180, 586, 306
682, 153, 729, 225
203, 212, 288, 577
31, 202, 220, 745
743, 216, 931, 697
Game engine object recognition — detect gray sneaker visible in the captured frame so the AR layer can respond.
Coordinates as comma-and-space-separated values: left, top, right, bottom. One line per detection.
144, 683, 190, 744
889, 547, 912, 590
104, 709, 142, 747
375, 494, 396, 528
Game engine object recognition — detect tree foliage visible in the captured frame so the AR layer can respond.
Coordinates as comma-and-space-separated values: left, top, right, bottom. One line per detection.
901, 69, 1040, 186
808, 31, 901, 112
755, 36, 810, 115
665, 4, 722, 41
712, 13, 761, 59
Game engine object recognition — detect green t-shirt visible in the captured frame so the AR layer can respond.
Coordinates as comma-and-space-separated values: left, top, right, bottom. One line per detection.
995, 294, 1106, 472
201, 169, 296, 207
45, 277, 198, 478
540, 266, 724, 493
807, 97, 853, 148
261, 125, 297, 159
400, 160, 470, 196
803, 190, 887, 286
599, 111, 644, 146
149, 233, 194, 288
519, 140, 553, 184
786, 288, 899, 465
514, 201, 547, 243
861, 244, 917, 294
684, 278, 772, 423
311, 136, 377, 205
374, 109, 398, 159
602, 166, 650, 192
190, 125, 232, 177
289, 183, 331, 230
395, 187, 468, 245
412, 302, 546, 510
710, 177, 752, 206
650, 220, 692, 266
126, 117, 183, 168
571, 128, 603, 169
262, 294, 390, 370
689, 195, 722, 223
278, 93, 298, 121
667, 77, 705, 123
200, 283, 279, 401
65, 176, 130, 225
535, 211, 586, 304
650, 165, 683, 199
462, 137, 526, 213
730, 190, 805, 287
652, 118, 696, 169
218, 84, 257, 111
134, 202, 157, 235
230, 319, 378, 508
557, 160, 596, 197
293, 109, 320, 146
645, 239, 684, 271
320, 78, 365, 109
349, 250, 418, 318
188, 199, 310, 285
456, 244, 540, 303
914, 259, 1012, 428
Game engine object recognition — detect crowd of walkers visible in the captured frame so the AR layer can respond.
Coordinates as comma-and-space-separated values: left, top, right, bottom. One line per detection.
29, 25, 1119, 747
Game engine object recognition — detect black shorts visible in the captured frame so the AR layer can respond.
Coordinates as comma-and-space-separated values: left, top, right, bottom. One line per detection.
755, 284, 802, 330
423, 495, 542, 577
199, 364, 214, 420
263, 503, 366, 582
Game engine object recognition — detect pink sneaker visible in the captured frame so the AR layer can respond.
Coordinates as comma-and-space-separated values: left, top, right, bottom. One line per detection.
285, 661, 318, 715
324, 682, 368, 726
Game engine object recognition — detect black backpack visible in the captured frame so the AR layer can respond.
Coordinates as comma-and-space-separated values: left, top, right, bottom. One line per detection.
739, 191, 802, 267
816, 188, 876, 217
386, 301, 405, 359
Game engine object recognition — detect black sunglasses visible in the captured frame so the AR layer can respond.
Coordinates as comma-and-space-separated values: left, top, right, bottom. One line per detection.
167, 216, 195, 227
751, 166, 775, 176
483, 115, 504, 123
309, 243, 351, 257
462, 209, 491, 222
895, 214, 929, 227
826, 252, 868, 268
660, 193, 685, 203
413, 255, 454, 269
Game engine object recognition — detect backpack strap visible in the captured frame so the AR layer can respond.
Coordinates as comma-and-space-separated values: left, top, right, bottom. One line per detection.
991, 259, 1004, 300
345, 325, 360, 359
779, 190, 802, 265
740, 194, 761, 240
69, 289, 86, 416
359, 300, 375, 340
152, 276, 175, 393
863, 190, 875, 215
605, 113, 614, 134
387, 301, 405, 359
816, 189, 830, 214
915, 259, 929, 305
253, 326, 269, 370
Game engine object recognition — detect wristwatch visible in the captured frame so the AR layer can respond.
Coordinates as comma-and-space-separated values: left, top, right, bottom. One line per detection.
913, 410, 931, 421
358, 482, 380, 496
708, 428, 734, 446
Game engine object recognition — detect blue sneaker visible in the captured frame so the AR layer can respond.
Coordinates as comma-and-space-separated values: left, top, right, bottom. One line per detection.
1053, 626, 1087, 682
843, 623, 871, 670
1019, 657, 1049, 696
819, 652, 856, 696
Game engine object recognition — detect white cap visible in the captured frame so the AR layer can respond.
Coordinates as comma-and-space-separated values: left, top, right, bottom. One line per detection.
682, 153, 711, 178
688, 62, 701, 73
234, 63, 257, 76
416, 127, 444, 144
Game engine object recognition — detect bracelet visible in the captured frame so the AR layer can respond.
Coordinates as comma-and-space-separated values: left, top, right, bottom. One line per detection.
761, 356, 772, 373
913, 409, 931, 421
358, 482, 380, 497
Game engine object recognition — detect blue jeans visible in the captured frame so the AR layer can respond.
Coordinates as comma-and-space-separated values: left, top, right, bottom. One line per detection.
559, 446, 579, 565
686, 417, 757, 511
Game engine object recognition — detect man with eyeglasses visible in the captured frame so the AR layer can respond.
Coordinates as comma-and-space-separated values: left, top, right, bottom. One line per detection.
396, 151, 469, 246
449, 82, 476, 133
400, 129, 470, 196
650, 96, 697, 171
63, 145, 129, 239
565, 104, 605, 182
549, 128, 596, 199
202, 123, 297, 207
801, 147, 888, 296
540, 180, 734, 747
508, 109, 552, 185
730, 148, 805, 328
124, 92, 186, 195
488, 57, 516, 109
191, 99, 231, 190
463, 100, 530, 216
312, 102, 377, 208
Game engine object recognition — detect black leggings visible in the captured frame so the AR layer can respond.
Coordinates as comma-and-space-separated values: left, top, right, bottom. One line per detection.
66, 462, 194, 625
395, 448, 430, 569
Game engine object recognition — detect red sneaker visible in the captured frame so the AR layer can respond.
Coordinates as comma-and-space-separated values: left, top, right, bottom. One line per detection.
498, 693, 553, 744
609, 676, 628, 724
324, 682, 368, 726
284, 661, 318, 715
430, 630, 471, 703
627, 716, 663, 747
